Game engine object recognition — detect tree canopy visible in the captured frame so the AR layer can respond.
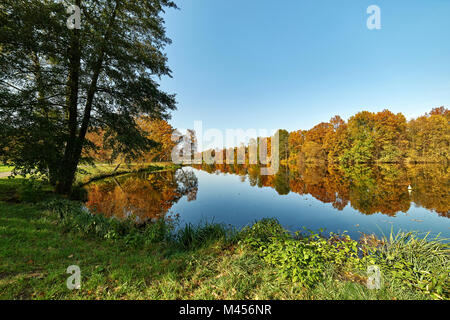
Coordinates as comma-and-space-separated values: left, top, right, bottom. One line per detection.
0, 0, 177, 194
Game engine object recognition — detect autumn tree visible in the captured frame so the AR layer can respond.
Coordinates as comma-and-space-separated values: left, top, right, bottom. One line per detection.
84, 129, 112, 163
288, 130, 305, 163
323, 115, 349, 163
137, 117, 177, 162
277, 129, 290, 162
407, 107, 450, 163
301, 122, 333, 162
340, 111, 376, 164
373, 110, 407, 162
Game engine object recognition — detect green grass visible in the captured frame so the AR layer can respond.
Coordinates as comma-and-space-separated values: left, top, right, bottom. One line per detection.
0, 179, 447, 300
0, 179, 54, 203
0, 166, 13, 173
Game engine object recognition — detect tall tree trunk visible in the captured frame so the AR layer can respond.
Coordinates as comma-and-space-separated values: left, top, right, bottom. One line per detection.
56, 0, 81, 195
56, 0, 120, 195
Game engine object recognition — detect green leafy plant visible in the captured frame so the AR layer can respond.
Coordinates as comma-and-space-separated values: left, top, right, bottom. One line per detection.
261, 237, 327, 287
239, 218, 289, 249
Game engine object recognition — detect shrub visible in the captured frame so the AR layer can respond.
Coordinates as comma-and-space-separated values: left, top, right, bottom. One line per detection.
239, 218, 289, 249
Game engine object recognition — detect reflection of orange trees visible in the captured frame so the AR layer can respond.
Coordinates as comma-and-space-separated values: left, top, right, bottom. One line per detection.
344, 164, 410, 216
407, 165, 450, 217
289, 164, 350, 210
194, 163, 448, 218
86, 170, 198, 220
87, 177, 180, 220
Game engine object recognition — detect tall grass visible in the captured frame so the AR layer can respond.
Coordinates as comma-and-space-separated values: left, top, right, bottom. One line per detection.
45, 199, 236, 250
176, 221, 236, 249
375, 231, 449, 299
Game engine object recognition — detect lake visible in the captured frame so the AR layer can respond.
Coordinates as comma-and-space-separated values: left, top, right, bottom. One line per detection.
86, 163, 450, 240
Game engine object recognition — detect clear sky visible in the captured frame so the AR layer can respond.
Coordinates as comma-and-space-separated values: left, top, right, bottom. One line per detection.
160, 0, 450, 137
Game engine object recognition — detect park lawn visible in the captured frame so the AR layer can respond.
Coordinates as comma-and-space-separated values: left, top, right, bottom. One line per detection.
0, 166, 13, 173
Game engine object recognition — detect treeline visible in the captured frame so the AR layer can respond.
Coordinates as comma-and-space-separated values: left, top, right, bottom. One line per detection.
283, 107, 449, 164
87, 107, 449, 166
206, 107, 449, 165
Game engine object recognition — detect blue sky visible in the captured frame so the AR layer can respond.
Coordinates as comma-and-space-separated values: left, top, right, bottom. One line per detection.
160, 0, 450, 136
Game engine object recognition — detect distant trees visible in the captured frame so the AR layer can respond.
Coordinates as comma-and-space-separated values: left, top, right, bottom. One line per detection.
277, 129, 290, 162
136, 117, 178, 163
288, 130, 305, 163
323, 115, 348, 163
285, 107, 449, 165
196, 107, 448, 167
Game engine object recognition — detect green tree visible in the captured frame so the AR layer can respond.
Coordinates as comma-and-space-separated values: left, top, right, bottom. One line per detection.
277, 129, 290, 162
0, 0, 177, 194
341, 111, 376, 163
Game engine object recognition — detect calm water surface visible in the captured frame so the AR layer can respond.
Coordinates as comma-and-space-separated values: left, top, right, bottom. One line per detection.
86, 164, 450, 239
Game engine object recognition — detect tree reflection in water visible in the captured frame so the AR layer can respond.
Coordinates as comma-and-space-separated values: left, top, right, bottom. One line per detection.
86, 163, 449, 222
86, 169, 198, 221
193, 163, 449, 218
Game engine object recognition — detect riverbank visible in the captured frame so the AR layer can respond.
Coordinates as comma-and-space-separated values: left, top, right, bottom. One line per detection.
75, 162, 181, 186
0, 162, 181, 197
0, 166, 13, 178
0, 166, 13, 173
0, 179, 448, 300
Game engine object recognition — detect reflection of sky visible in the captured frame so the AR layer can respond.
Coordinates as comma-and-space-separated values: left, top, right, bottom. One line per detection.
170, 169, 450, 240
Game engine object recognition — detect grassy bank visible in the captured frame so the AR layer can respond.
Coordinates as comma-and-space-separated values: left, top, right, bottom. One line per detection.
0, 166, 14, 173
0, 163, 181, 201
75, 162, 181, 185
0, 162, 180, 185
0, 180, 448, 300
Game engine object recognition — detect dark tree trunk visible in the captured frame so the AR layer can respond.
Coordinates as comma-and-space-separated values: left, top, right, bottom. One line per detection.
56, 1, 120, 195
56, 157, 79, 195
56, 0, 81, 195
